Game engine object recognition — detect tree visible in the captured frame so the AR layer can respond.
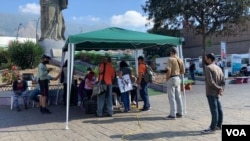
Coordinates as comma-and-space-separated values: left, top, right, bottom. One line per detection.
143, 0, 250, 70
8, 40, 44, 70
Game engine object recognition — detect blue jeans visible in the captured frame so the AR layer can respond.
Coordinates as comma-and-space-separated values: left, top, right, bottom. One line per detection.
29, 89, 41, 102
121, 91, 130, 111
207, 96, 223, 130
190, 71, 195, 81
96, 85, 113, 116
13, 91, 28, 108
167, 77, 183, 117
140, 79, 150, 110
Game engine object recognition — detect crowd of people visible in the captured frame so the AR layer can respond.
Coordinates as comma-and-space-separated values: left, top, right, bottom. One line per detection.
8, 47, 226, 134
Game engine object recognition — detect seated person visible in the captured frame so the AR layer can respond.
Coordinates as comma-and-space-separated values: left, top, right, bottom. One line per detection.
78, 67, 92, 104
12, 73, 28, 111
84, 71, 96, 100
29, 73, 60, 111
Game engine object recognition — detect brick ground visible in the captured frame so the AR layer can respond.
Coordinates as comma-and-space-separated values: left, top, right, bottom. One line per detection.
0, 81, 250, 141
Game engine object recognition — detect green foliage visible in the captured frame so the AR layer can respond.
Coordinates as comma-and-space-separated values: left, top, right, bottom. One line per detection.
8, 40, 44, 70
143, 0, 250, 35
75, 51, 106, 65
0, 49, 8, 64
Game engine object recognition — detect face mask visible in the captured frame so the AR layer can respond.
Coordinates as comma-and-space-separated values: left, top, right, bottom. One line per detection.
87, 71, 90, 74
17, 80, 22, 83
43, 60, 49, 64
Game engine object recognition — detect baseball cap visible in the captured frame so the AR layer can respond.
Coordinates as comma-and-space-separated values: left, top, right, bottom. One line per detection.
42, 54, 51, 59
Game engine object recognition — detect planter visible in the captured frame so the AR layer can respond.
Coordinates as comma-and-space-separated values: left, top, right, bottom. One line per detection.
181, 83, 192, 91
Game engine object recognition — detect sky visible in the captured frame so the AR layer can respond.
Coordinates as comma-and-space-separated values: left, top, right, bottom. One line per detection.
0, 0, 152, 32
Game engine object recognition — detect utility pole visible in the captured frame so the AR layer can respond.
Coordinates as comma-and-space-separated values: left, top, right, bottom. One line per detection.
16, 23, 22, 40
35, 17, 40, 43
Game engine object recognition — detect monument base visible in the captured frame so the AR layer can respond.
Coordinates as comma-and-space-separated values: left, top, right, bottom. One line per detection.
38, 39, 65, 58
38, 39, 66, 66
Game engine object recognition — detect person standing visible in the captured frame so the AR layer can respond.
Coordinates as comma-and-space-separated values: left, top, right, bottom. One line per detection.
37, 54, 53, 114
62, 60, 76, 106
29, 73, 60, 111
96, 57, 115, 117
216, 58, 224, 72
189, 60, 196, 82
201, 53, 225, 134
137, 56, 150, 111
118, 61, 132, 112
165, 47, 185, 119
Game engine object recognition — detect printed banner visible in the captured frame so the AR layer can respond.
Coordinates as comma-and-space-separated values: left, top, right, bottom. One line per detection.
221, 41, 226, 59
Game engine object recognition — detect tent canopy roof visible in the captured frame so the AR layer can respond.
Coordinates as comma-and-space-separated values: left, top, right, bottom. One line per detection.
63, 27, 181, 51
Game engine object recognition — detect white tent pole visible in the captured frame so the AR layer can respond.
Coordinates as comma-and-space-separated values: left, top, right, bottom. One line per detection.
65, 43, 73, 130
134, 49, 140, 108
177, 45, 186, 114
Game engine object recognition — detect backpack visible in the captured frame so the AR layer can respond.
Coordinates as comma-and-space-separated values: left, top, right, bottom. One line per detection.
144, 65, 155, 83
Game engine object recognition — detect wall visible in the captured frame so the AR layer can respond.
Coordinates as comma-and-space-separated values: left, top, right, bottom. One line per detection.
182, 21, 250, 58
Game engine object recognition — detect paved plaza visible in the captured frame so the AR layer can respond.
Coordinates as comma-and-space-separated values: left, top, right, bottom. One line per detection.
0, 81, 250, 141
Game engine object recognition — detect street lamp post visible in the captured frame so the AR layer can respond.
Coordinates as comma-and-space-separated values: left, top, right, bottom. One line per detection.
16, 23, 22, 40
35, 17, 40, 43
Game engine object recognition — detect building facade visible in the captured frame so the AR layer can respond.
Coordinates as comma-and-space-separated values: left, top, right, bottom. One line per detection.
182, 21, 250, 58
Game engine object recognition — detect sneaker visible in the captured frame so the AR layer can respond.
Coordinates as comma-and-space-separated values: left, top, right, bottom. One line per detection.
24, 104, 28, 110
95, 113, 102, 117
201, 128, 216, 134
216, 126, 222, 130
16, 108, 21, 112
164, 115, 176, 120
140, 108, 150, 112
176, 113, 183, 118
131, 101, 137, 105
77, 101, 81, 107
41, 108, 51, 114
107, 114, 113, 117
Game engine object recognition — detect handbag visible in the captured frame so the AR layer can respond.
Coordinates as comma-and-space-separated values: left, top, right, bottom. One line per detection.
92, 63, 107, 95
92, 81, 107, 95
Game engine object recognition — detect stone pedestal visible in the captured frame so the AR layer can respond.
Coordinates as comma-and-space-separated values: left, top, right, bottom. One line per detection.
38, 39, 65, 58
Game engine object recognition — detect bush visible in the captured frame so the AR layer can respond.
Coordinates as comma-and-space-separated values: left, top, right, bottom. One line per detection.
8, 40, 44, 70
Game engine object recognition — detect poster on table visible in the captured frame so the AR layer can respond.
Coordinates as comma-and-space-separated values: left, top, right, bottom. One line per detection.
117, 74, 133, 93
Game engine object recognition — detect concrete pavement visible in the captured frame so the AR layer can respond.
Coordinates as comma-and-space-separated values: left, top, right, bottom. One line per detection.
0, 81, 250, 141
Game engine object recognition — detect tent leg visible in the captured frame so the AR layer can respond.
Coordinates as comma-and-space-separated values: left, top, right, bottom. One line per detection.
177, 45, 187, 114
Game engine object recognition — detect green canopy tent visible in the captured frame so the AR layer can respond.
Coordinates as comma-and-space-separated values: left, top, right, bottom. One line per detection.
63, 27, 180, 51
62, 27, 185, 129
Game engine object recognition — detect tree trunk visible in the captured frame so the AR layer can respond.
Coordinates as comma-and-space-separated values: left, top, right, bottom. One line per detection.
202, 35, 206, 75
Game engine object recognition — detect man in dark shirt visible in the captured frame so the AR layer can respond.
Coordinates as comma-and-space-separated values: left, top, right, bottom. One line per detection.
12, 74, 28, 111
189, 60, 196, 81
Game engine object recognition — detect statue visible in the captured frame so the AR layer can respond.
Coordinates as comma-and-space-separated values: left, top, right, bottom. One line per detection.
40, 0, 68, 41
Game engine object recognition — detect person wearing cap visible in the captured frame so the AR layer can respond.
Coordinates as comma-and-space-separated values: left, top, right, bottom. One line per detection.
29, 73, 60, 111
37, 54, 53, 114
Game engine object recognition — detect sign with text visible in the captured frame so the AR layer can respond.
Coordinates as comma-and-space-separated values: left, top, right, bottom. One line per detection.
222, 125, 250, 141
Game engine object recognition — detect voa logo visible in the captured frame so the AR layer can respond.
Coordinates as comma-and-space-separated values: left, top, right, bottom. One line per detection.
226, 129, 246, 136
